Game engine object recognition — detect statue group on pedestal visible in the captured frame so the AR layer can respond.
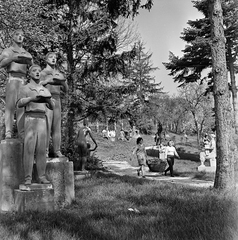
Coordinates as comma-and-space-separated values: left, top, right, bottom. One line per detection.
0, 29, 68, 185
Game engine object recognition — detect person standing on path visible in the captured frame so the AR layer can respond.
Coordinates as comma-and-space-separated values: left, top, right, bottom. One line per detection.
133, 137, 147, 178
164, 140, 180, 177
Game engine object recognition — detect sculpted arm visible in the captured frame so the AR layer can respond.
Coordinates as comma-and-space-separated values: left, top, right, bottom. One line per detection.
88, 130, 97, 151
0, 49, 17, 69
40, 71, 53, 86
61, 80, 69, 94
17, 87, 32, 108
45, 98, 54, 110
17, 87, 42, 108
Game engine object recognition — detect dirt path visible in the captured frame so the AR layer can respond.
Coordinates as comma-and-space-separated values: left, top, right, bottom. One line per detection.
102, 160, 214, 188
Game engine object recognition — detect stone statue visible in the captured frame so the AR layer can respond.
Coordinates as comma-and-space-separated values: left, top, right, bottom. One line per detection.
17, 64, 54, 185
75, 119, 97, 171
155, 121, 163, 145
198, 133, 216, 172
0, 29, 33, 139
40, 52, 68, 158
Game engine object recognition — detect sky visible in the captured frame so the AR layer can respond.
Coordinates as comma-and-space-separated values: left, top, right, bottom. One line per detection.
134, 0, 203, 95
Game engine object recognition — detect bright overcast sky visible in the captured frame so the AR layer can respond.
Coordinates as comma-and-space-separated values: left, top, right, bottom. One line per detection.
134, 0, 203, 95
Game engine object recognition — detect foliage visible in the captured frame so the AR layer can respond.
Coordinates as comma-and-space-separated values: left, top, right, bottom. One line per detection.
0, 0, 57, 56
0, 0, 157, 154
163, 0, 238, 87
178, 80, 215, 143
118, 41, 163, 131
148, 94, 189, 134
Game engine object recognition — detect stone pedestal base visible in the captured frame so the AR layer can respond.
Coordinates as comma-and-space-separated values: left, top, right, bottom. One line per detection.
45, 159, 75, 208
198, 164, 206, 172
74, 171, 91, 180
14, 185, 54, 213
19, 183, 53, 191
0, 139, 24, 212
198, 164, 216, 173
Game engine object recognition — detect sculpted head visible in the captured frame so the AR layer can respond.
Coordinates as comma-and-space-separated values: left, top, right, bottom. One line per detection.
12, 29, 24, 44
45, 52, 57, 66
29, 64, 41, 80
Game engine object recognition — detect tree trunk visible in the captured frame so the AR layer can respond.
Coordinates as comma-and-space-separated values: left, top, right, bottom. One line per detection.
209, 0, 235, 190
227, 41, 238, 133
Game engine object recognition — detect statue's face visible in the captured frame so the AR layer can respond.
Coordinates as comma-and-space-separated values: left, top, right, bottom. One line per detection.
29, 66, 41, 80
13, 30, 24, 44
46, 53, 57, 65
61, 61, 68, 72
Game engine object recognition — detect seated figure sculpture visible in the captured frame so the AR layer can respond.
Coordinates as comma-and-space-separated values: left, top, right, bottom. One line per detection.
17, 64, 54, 185
198, 133, 216, 172
75, 119, 97, 171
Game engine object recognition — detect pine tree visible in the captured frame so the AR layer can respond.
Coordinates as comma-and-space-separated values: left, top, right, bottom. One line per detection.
123, 41, 163, 131
163, 0, 238, 132
209, 0, 236, 190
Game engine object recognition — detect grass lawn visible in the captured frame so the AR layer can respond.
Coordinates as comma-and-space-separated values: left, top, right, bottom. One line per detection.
0, 173, 237, 240
0, 131, 236, 240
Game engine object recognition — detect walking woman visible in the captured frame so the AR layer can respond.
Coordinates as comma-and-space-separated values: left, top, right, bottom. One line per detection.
133, 137, 147, 178
164, 140, 180, 177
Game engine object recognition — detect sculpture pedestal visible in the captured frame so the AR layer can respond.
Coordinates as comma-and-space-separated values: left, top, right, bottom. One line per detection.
198, 151, 216, 173
14, 184, 54, 212
198, 160, 216, 173
45, 158, 75, 209
74, 170, 91, 180
0, 139, 24, 212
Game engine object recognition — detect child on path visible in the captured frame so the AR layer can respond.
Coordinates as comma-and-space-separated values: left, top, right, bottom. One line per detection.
164, 140, 180, 177
133, 137, 147, 178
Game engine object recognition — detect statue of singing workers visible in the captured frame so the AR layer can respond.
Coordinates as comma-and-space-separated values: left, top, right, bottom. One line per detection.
0, 29, 33, 139
40, 52, 68, 158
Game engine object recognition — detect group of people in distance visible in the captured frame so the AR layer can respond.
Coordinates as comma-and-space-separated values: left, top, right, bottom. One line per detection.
0, 29, 68, 185
133, 124, 180, 178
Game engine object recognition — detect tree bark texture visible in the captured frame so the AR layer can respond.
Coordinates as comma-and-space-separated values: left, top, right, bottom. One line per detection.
227, 42, 238, 133
209, 0, 235, 190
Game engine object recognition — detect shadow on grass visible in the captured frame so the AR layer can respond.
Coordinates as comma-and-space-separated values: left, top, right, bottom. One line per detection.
0, 172, 237, 240
177, 150, 200, 162
173, 171, 215, 181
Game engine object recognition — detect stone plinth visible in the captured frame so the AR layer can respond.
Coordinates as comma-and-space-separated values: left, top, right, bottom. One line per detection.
74, 170, 91, 180
14, 185, 54, 212
0, 139, 24, 212
19, 183, 53, 191
198, 163, 216, 173
45, 158, 75, 208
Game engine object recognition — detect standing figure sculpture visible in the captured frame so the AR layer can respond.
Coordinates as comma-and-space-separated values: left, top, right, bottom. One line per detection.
0, 29, 33, 139
40, 52, 68, 158
17, 65, 54, 185
155, 121, 163, 145
75, 119, 97, 171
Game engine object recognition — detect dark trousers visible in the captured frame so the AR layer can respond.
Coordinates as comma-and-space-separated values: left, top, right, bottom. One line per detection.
165, 156, 174, 176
